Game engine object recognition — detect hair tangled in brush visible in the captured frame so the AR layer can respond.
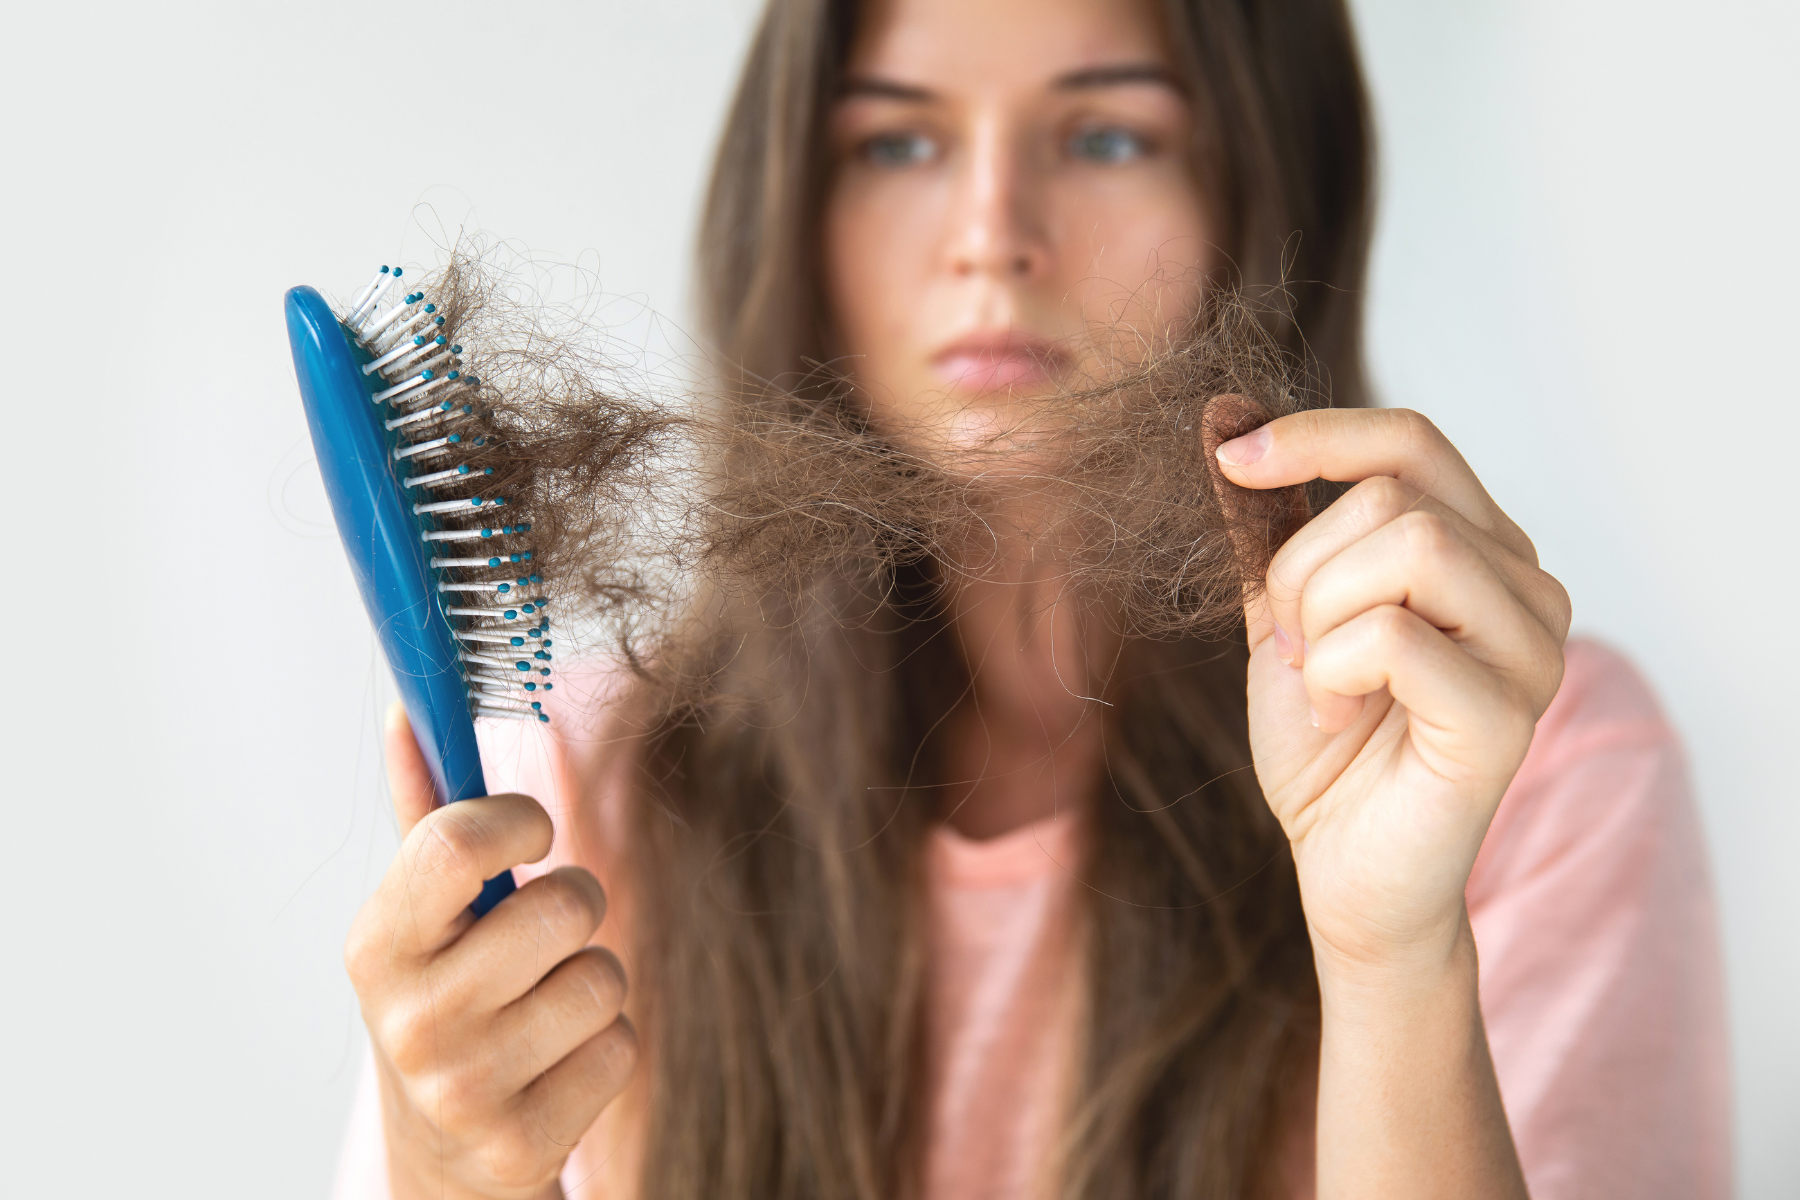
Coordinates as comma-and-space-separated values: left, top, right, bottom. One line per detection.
415, 248, 1328, 672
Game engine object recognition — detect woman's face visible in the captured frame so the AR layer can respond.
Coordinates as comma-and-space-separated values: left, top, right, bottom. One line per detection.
825, 0, 1211, 460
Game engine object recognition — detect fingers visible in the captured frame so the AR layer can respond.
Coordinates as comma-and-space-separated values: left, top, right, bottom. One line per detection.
432, 867, 610, 1012
490, 946, 630, 1093
384, 703, 438, 838
1304, 606, 1538, 778
514, 1015, 639, 1157
1262, 476, 1568, 665
1296, 509, 1566, 710
1215, 408, 1533, 559
353, 794, 556, 971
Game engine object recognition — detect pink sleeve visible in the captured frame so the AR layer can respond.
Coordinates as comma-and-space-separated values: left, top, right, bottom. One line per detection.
330, 668, 622, 1200
1467, 638, 1731, 1199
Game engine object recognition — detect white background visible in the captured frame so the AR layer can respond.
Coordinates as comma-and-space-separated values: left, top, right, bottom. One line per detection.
1, 1, 1792, 1194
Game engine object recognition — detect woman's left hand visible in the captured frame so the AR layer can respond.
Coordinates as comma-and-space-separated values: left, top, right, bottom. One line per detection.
1215, 407, 1571, 977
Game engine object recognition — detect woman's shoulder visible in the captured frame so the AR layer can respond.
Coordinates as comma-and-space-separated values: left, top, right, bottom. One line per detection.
1463, 655, 1730, 1196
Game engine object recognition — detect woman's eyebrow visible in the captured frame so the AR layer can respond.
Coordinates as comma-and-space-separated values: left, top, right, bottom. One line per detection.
839, 62, 1178, 104
840, 76, 936, 103
1052, 62, 1182, 93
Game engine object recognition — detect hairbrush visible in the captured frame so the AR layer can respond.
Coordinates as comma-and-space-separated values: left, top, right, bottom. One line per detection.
285, 264, 554, 916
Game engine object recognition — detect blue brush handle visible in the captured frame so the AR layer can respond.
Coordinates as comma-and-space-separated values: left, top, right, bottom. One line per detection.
285, 285, 516, 916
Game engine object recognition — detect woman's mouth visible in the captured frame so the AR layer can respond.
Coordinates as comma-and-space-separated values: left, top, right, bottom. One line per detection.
930, 332, 1067, 393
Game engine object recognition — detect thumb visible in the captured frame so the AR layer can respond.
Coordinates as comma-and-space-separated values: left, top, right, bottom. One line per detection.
383, 702, 439, 838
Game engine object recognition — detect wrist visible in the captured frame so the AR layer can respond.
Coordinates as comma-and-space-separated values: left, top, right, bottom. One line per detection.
1309, 906, 1479, 1021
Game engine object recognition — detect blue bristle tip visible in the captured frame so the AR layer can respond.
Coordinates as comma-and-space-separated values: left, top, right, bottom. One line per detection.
497, 583, 511, 593
448, 371, 460, 380
531, 701, 542, 710
523, 682, 537, 692
511, 637, 524, 646
528, 574, 541, 583
393, 267, 403, 277
538, 668, 551, 677
538, 713, 549, 722
424, 303, 436, 313
380, 265, 390, 274
488, 556, 501, 567
516, 661, 530, 671
543, 683, 554, 691
504, 608, 517, 619
450, 344, 462, 354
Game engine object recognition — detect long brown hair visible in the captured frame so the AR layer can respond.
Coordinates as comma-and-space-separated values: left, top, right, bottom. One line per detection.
633, 1, 1375, 1196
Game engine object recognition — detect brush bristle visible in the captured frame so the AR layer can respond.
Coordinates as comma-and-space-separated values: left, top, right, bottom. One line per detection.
340, 266, 553, 724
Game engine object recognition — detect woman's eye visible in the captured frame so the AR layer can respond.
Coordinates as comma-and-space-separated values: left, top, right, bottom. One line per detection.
861, 132, 937, 168
1067, 126, 1150, 164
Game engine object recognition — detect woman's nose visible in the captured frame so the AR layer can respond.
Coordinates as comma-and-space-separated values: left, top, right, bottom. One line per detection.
945, 117, 1048, 282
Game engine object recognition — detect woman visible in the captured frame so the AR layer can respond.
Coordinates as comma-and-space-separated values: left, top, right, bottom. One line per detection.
335, 0, 1730, 1196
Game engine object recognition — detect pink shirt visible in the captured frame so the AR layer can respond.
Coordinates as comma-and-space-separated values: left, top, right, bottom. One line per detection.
334, 638, 1731, 1198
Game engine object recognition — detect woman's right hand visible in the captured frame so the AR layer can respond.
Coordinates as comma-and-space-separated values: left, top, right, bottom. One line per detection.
345, 704, 637, 1200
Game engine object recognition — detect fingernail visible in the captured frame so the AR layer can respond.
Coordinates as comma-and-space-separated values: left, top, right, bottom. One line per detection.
1271, 621, 1294, 664
1308, 706, 1321, 728
1216, 426, 1271, 468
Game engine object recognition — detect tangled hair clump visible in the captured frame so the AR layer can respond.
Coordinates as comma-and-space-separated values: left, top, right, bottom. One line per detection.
414, 248, 1329, 675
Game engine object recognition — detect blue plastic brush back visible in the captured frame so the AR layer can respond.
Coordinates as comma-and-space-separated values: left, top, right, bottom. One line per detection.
285, 284, 517, 916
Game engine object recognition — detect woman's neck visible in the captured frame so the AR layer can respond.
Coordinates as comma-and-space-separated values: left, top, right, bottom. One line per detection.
939, 554, 1113, 839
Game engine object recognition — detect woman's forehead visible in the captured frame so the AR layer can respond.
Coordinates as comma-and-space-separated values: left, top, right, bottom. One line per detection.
844, 0, 1175, 98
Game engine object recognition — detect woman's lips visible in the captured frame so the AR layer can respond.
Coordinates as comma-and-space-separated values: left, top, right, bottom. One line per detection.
930, 332, 1066, 393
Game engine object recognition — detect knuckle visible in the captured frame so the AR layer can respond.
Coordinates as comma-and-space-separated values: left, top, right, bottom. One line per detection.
1389, 407, 1443, 449
413, 807, 488, 881
535, 870, 606, 940
342, 912, 388, 991
568, 948, 629, 1019
379, 1011, 428, 1076
479, 1124, 558, 1191
1395, 508, 1456, 561
378, 1001, 444, 1078
594, 1015, 640, 1086
1347, 474, 1413, 523
1369, 604, 1418, 646
412, 1066, 488, 1134
1542, 575, 1574, 639
1521, 633, 1568, 714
